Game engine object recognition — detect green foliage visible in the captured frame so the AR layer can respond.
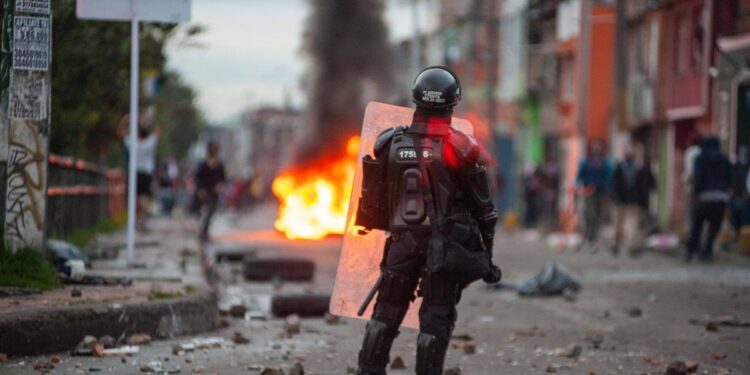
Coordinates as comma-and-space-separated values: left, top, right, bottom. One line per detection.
66, 214, 125, 248
50, 0, 204, 164
154, 72, 205, 161
148, 290, 183, 301
0, 244, 62, 291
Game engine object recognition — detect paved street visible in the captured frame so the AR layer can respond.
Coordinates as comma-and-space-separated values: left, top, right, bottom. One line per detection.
3, 205, 748, 375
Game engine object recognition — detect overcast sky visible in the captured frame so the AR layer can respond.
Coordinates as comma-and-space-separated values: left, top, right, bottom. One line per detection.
165, 0, 429, 125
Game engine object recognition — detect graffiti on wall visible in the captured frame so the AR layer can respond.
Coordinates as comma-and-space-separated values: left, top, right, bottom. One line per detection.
4, 116, 47, 248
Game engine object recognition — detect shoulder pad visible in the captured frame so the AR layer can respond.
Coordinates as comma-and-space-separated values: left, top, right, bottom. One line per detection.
373, 126, 406, 156
447, 128, 480, 163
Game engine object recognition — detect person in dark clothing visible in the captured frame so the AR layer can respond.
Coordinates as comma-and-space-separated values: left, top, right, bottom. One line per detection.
687, 136, 731, 262
635, 155, 657, 234
522, 164, 543, 228
730, 146, 750, 237
611, 152, 641, 256
354, 67, 501, 375
576, 138, 613, 251
194, 142, 226, 244
541, 157, 561, 230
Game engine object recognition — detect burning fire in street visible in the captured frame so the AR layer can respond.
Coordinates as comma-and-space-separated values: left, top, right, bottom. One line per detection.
272, 136, 361, 240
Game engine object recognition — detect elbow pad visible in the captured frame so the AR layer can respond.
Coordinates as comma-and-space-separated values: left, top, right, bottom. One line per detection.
462, 163, 497, 229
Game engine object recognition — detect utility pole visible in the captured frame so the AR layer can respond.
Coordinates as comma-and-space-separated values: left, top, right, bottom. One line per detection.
1, 0, 53, 251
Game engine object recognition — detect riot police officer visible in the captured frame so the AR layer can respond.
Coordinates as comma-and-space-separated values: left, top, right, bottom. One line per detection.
355, 66, 501, 375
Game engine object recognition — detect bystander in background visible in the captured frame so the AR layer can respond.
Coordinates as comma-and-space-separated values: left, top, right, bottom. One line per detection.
194, 142, 226, 244
118, 113, 159, 233
576, 138, 613, 252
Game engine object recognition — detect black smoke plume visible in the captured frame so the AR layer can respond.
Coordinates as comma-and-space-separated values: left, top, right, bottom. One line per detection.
297, 0, 394, 164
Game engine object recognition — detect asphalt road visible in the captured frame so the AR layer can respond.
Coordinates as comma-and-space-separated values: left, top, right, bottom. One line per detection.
4, 208, 749, 375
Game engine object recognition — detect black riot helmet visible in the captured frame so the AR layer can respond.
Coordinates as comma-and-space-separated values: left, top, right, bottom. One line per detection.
411, 66, 461, 109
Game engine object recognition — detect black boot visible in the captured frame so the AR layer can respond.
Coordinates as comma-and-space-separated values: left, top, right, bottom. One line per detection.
357, 320, 398, 375
415, 332, 449, 375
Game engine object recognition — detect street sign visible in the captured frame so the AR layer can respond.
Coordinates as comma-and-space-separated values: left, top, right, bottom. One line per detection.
77, 0, 191, 266
77, 0, 191, 23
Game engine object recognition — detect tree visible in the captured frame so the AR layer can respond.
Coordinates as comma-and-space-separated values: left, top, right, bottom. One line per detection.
50, 0, 204, 165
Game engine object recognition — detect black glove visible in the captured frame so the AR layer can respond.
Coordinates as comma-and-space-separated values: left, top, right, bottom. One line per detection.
483, 264, 502, 284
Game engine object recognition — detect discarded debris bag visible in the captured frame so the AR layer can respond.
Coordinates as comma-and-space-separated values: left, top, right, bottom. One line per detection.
518, 262, 581, 297
47, 239, 91, 276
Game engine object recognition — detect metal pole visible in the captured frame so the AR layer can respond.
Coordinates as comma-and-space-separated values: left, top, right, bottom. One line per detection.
126, 18, 139, 266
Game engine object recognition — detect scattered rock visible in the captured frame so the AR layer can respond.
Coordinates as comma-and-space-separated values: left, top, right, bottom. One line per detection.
50, 356, 61, 364
229, 304, 246, 318
98, 335, 116, 349
285, 314, 301, 336
684, 361, 698, 372
324, 312, 340, 325
705, 322, 719, 332
711, 353, 727, 361
289, 362, 305, 375
346, 366, 357, 374
172, 344, 184, 356
545, 365, 558, 373
79, 335, 98, 349
443, 367, 461, 375
644, 356, 662, 366
260, 367, 285, 375
71, 287, 82, 298
126, 333, 152, 346
140, 361, 163, 372
554, 344, 582, 359
665, 361, 699, 375
33, 359, 55, 371
627, 307, 643, 318
390, 356, 406, 369
91, 342, 105, 357
462, 342, 476, 355
218, 319, 231, 328
232, 331, 250, 345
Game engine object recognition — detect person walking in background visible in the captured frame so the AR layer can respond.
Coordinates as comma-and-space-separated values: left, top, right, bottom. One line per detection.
687, 136, 731, 263
522, 163, 543, 228
194, 141, 226, 244
730, 146, 750, 240
541, 156, 561, 230
611, 151, 642, 256
636, 153, 657, 235
682, 131, 703, 234
576, 138, 613, 252
118, 114, 159, 233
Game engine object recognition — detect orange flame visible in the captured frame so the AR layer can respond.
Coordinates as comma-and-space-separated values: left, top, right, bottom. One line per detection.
272, 136, 361, 240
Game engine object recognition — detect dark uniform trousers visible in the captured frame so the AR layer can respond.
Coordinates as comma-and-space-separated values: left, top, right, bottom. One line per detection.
358, 230, 463, 375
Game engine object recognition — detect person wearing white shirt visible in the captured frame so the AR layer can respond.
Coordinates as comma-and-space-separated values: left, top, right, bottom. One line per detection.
118, 114, 160, 232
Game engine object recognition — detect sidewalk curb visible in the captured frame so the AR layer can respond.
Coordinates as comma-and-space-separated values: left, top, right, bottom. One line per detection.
0, 288, 218, 357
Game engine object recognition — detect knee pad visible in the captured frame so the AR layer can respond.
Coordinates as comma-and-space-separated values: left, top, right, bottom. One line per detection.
415, 332, 449, 375
358, 320, 397, 374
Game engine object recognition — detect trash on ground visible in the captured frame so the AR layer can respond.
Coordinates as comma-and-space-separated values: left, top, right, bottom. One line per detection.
518, 262, 582, 297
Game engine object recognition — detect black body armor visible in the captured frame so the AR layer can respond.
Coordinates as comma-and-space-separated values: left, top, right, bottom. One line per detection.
357, 123, 496, 235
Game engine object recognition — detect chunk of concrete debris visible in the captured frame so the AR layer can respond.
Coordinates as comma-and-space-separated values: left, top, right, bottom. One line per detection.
229, 304, 246, 318
443, 367, 461, 375
390, 356, 406, 369
665, 360, 698, 375
285, 314, 301, 336
627, 307, 643, 318
260, 367, 285, 375
462, 342, 476, 355
71, 287, 82, 298
126, 333, 152, 346
232, 331, 250, 345
289, 362, 305, 375
98, 335, 116, 349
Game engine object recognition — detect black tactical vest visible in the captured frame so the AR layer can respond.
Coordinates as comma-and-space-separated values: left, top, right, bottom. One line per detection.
386, 125, 464, 231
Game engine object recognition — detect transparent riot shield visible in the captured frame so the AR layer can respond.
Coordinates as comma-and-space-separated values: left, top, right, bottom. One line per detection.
329, 101, 473, 329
